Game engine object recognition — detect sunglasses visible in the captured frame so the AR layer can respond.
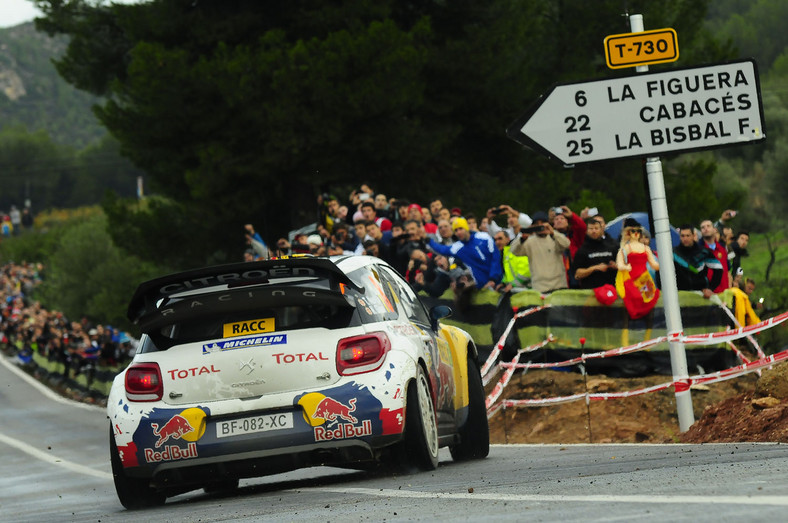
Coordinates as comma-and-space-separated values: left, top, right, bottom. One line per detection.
629, 228, 642, 234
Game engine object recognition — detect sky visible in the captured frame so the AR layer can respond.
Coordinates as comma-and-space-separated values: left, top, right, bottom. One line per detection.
0, 0, 42, 28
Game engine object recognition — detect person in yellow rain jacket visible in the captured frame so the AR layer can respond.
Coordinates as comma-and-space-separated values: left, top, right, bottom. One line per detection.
493, 230, 531, 292
731, 277, 761, 327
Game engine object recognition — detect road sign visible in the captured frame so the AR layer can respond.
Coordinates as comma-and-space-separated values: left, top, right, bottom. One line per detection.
605, 28, 678, 69
506, 60, 765, 165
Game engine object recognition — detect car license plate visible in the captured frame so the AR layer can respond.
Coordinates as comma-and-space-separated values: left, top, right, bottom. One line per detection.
216, 413, 294, 438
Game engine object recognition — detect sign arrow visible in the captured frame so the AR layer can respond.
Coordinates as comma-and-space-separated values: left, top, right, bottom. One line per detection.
507, 59, 766, 165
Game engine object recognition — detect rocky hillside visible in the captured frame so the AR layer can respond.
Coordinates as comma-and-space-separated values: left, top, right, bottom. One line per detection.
0, 22, 105, 147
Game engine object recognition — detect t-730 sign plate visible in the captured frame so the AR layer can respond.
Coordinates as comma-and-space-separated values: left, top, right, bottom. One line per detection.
605, 28, 678, 69
506, 60, 765, 165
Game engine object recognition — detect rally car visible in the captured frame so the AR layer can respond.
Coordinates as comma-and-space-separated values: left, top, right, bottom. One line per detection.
108, 255, 488, 508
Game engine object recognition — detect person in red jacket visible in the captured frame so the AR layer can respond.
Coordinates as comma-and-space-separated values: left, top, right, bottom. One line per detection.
699, 219, 730, 293
551, 205, 587, 288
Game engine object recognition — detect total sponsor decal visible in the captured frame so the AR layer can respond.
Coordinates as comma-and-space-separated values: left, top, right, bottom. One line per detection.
203, 334, 287, 354
167, 365, 220, 380
272, 352, 329, 364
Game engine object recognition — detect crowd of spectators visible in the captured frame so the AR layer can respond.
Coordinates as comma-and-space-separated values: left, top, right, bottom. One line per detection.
0, 262, 137, 384
244, 186, 763, 322
0, 193, 763, 381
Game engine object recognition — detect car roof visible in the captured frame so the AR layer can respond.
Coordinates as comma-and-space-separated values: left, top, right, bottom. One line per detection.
127, 256, 366, 325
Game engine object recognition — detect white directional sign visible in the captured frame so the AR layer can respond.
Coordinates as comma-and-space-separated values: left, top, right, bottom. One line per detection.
507, 60, 765, 164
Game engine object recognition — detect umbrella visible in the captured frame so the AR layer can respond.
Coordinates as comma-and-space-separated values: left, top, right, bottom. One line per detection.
605, 212, 680, 249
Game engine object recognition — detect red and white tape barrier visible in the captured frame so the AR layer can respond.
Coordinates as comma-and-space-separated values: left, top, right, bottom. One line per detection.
711, 294, 765, 359
485, 310, 788, 417
480, 305, 550, 378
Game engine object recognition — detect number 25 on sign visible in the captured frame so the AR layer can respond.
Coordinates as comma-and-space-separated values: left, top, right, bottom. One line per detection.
604, 28, 678, 69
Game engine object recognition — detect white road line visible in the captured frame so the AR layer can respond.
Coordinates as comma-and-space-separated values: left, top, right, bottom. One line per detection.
0, 353, 105, 412
0, 431, 112, 480
308, 487, 788, 506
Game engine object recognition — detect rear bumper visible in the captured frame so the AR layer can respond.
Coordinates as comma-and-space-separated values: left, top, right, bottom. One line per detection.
109, 353, 416, 480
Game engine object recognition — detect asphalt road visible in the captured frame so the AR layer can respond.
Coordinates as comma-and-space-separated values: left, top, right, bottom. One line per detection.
2, 354, 788, 522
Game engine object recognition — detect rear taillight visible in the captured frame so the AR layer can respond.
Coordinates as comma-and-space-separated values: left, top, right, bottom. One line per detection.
125, 362, 163, 402
336, 332, 391, 375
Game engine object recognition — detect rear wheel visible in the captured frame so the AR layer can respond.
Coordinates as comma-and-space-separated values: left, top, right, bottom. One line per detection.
450, 356, 489, 461
400, 366, 439, 470
109, 426, 165, 509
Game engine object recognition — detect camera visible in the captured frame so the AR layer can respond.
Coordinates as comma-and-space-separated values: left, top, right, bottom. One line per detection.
552, 207, 564, 214
522, 225, 545, 234
491, 207, 506, 215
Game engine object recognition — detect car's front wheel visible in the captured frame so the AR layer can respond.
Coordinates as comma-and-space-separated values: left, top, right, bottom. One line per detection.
109, 426, 166, 509
450, 355, 490, 460
400, 365, 439, 470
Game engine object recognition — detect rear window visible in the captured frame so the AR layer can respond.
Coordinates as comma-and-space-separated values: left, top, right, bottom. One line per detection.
138, 277, 360, 352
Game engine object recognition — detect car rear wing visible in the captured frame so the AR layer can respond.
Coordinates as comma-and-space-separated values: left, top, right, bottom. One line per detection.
127, 258, 363, 326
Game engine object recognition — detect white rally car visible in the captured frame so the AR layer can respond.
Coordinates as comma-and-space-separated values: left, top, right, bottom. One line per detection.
108, 255, 488, 508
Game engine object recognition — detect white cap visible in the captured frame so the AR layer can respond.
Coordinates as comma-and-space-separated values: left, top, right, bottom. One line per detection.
518, 213, 533, 228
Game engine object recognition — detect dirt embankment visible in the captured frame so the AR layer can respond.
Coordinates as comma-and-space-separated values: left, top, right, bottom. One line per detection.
487, 363, 788, 444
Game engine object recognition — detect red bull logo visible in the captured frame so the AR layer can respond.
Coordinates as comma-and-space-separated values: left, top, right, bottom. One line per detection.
150, 408, 207, 447
144, 443, 198, 463
313, 397, 357, 424
298, 392, 372, 441
151, 415, 193, 448
314, 419, 372, 441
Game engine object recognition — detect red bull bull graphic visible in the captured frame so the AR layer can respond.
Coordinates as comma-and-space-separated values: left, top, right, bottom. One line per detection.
152, 414, 194, 448
314, 397, 358, 424
297, 387, 383, 442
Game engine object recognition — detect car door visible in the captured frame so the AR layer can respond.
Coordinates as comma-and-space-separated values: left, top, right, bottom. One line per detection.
378, 265, 455, 415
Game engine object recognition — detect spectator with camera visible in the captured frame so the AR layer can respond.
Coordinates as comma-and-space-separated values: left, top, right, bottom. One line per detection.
572, 217, 618, 289
244, 223, 270, 260
699, 218, 730, 293
398, 219, 430, 261
509, 211, 570, 293
486, 204, 532, 240
728, 231, 750, 279
361, 201, 392, 232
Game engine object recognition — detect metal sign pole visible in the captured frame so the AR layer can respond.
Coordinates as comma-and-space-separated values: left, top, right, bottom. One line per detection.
630, 14, 694, 431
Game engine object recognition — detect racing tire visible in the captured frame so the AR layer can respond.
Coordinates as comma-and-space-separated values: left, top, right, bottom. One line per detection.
449, 356, 490, 461
401, 366, 439, 471
109, 426, 166, 509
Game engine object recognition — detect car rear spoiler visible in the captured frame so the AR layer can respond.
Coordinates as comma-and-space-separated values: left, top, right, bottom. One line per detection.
127, 258, 363, 325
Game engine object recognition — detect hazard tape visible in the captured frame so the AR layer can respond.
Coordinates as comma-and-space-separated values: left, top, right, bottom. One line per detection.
482, 336, 555, 386
485, 310, 788, 417
682, 310, 788, 345
499, 335, 669, 370
711, 294, 765, 359
480, 305, 551, 378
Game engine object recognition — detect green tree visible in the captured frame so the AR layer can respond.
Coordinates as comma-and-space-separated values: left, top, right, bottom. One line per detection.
37, 213, 159, 330
34, 1, 728, 267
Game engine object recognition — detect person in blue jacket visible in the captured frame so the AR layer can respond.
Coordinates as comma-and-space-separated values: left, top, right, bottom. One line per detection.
428, 217, 502, 290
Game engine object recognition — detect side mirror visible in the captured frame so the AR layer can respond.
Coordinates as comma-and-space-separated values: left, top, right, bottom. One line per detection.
429, 305, 452, 331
